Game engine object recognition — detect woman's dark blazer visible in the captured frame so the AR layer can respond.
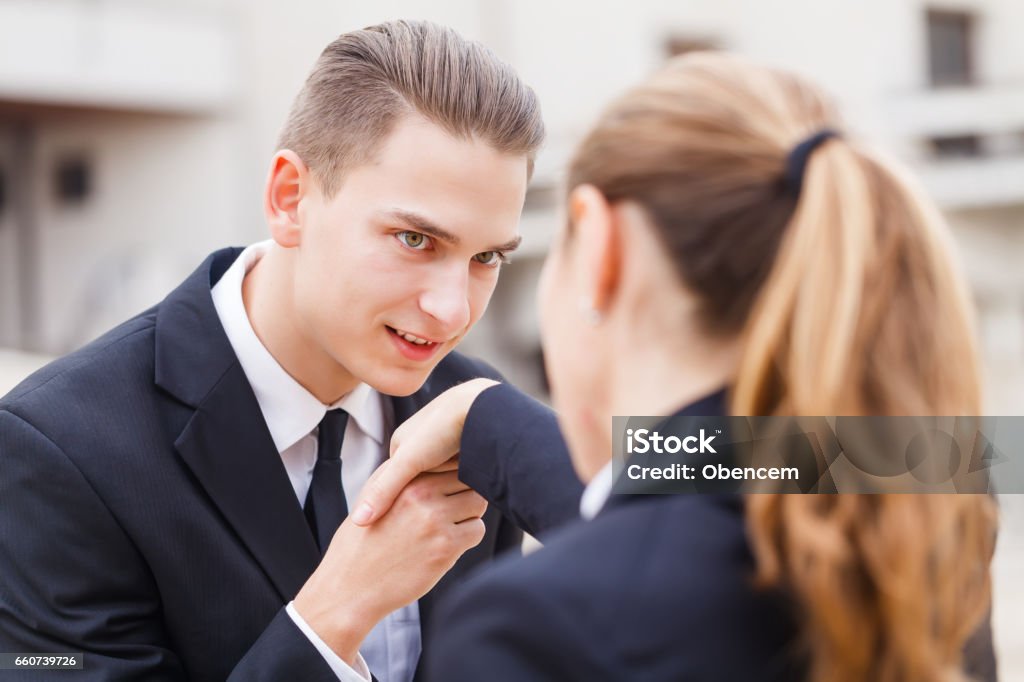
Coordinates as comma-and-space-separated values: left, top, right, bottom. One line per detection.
437, 383, 998, 681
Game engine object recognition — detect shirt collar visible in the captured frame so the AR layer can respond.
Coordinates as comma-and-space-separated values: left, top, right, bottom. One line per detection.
583, 388, 730, 520
210, 240, 386, 453
580, 460, 614, 521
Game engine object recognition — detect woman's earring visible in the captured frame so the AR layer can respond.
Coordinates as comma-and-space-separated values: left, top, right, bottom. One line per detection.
578, 297, 602, 326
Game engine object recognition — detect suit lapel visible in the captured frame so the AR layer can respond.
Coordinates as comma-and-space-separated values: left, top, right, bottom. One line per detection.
155, 248, 319, 602
174, 361, 320, 601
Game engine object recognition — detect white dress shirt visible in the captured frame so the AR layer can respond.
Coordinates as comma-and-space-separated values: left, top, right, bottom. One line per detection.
580, 460, 614, 521
211, 240, 421, 682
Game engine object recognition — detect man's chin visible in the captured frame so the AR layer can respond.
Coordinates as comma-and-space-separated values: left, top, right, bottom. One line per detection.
364, 366, 436, 397
354, 343, 457, 396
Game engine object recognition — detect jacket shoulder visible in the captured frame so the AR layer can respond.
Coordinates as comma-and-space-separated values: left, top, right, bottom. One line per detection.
430, 351, 505, 384
421, 348, 505, 391
434, 495, 801, 680
0, 306, 159, 421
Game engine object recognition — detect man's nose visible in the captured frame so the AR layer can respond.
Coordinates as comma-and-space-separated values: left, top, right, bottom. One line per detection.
418, 265, 471, 334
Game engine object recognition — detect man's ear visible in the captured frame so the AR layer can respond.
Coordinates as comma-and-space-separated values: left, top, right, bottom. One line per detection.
568, 184, 622, 315
263, 150, 311, 248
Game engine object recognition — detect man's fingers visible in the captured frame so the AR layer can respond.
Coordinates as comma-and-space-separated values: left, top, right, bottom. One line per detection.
440, 474, 471, 496
451, 517, 487, 550
401, 469, 469, 496
351, 453, 465, 526
356, 378, 499, 525
354, 440, 461, 526
444, 489, 488, 523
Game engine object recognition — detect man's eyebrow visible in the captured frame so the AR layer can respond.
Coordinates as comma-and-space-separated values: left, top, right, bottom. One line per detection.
490, 235, 523, 253
387, 210, 461, 245
386, 209, 523, 253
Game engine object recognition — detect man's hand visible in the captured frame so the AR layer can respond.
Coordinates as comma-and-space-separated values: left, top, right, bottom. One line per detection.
292, 469, 488, 664
350, 378, 499, 526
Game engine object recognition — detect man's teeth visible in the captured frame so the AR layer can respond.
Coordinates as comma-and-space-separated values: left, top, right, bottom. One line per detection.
393, 328, 435, 346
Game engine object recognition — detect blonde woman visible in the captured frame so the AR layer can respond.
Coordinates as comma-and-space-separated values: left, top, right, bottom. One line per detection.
356, 53, 997, 681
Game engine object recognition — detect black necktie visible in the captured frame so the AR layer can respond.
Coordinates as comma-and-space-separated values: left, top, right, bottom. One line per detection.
304, 409, 349, 554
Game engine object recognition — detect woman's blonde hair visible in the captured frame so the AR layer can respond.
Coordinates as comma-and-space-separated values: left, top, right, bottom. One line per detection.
568, 52, 996, 681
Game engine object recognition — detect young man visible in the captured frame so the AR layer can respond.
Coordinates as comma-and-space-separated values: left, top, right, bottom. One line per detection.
0, 20, 576, 682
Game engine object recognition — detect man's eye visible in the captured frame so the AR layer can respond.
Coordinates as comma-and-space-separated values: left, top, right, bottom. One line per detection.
473, 251, 505, 267
397, 231, 431, 250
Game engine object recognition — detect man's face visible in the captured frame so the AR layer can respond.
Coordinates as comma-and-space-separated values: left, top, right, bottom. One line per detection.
290, 115, 528, 396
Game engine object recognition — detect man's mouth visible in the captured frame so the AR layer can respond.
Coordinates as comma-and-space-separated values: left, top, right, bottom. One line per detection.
386, 326, 445, 361
387, 327, 440, 346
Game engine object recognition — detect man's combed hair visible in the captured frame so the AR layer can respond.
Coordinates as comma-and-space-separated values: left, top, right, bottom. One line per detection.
278, 20, 545, 195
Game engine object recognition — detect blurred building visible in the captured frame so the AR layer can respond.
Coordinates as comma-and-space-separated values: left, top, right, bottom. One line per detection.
1, 0, 1023, 675
473, 0, 1024, 407
2, 0, 1021, 408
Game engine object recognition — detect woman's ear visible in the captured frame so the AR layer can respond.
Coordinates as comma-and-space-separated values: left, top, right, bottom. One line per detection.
568, 184, 622, 315
263, 150, 311, 248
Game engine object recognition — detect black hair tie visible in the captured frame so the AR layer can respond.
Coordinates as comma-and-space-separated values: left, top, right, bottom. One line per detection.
783, 128, 841, 198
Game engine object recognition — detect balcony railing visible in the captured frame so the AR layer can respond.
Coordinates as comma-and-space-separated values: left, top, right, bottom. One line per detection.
913, 155, 1024, 209
0, 1, 233, 114
886, 84, 1024, 139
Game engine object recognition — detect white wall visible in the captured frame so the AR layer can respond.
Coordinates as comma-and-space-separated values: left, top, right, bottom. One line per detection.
1, 0, 1023, 676
27, 111, 245, 350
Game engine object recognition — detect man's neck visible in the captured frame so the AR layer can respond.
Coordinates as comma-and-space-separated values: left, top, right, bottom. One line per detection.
241, 245, 359, 404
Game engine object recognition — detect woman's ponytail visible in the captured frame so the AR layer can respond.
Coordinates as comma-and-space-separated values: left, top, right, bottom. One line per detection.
737, 140, 995, 682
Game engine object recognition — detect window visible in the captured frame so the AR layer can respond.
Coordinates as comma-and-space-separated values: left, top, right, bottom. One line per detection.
927, 9, 975, 87
54, 156, 91, 204
664, 36, 718, 59
929, 134, 982, 159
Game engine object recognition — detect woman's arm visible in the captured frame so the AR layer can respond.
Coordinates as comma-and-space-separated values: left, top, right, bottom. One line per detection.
353, 380, 583, 537
458, 382, 583, 537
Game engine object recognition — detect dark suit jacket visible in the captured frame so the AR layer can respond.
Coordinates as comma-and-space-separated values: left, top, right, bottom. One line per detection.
0, 248, 525, 681
436, 383, 999, 681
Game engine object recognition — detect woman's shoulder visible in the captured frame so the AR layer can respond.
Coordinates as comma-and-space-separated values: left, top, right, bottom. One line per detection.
438, 495, 803, 680
469, 494, 754, 605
